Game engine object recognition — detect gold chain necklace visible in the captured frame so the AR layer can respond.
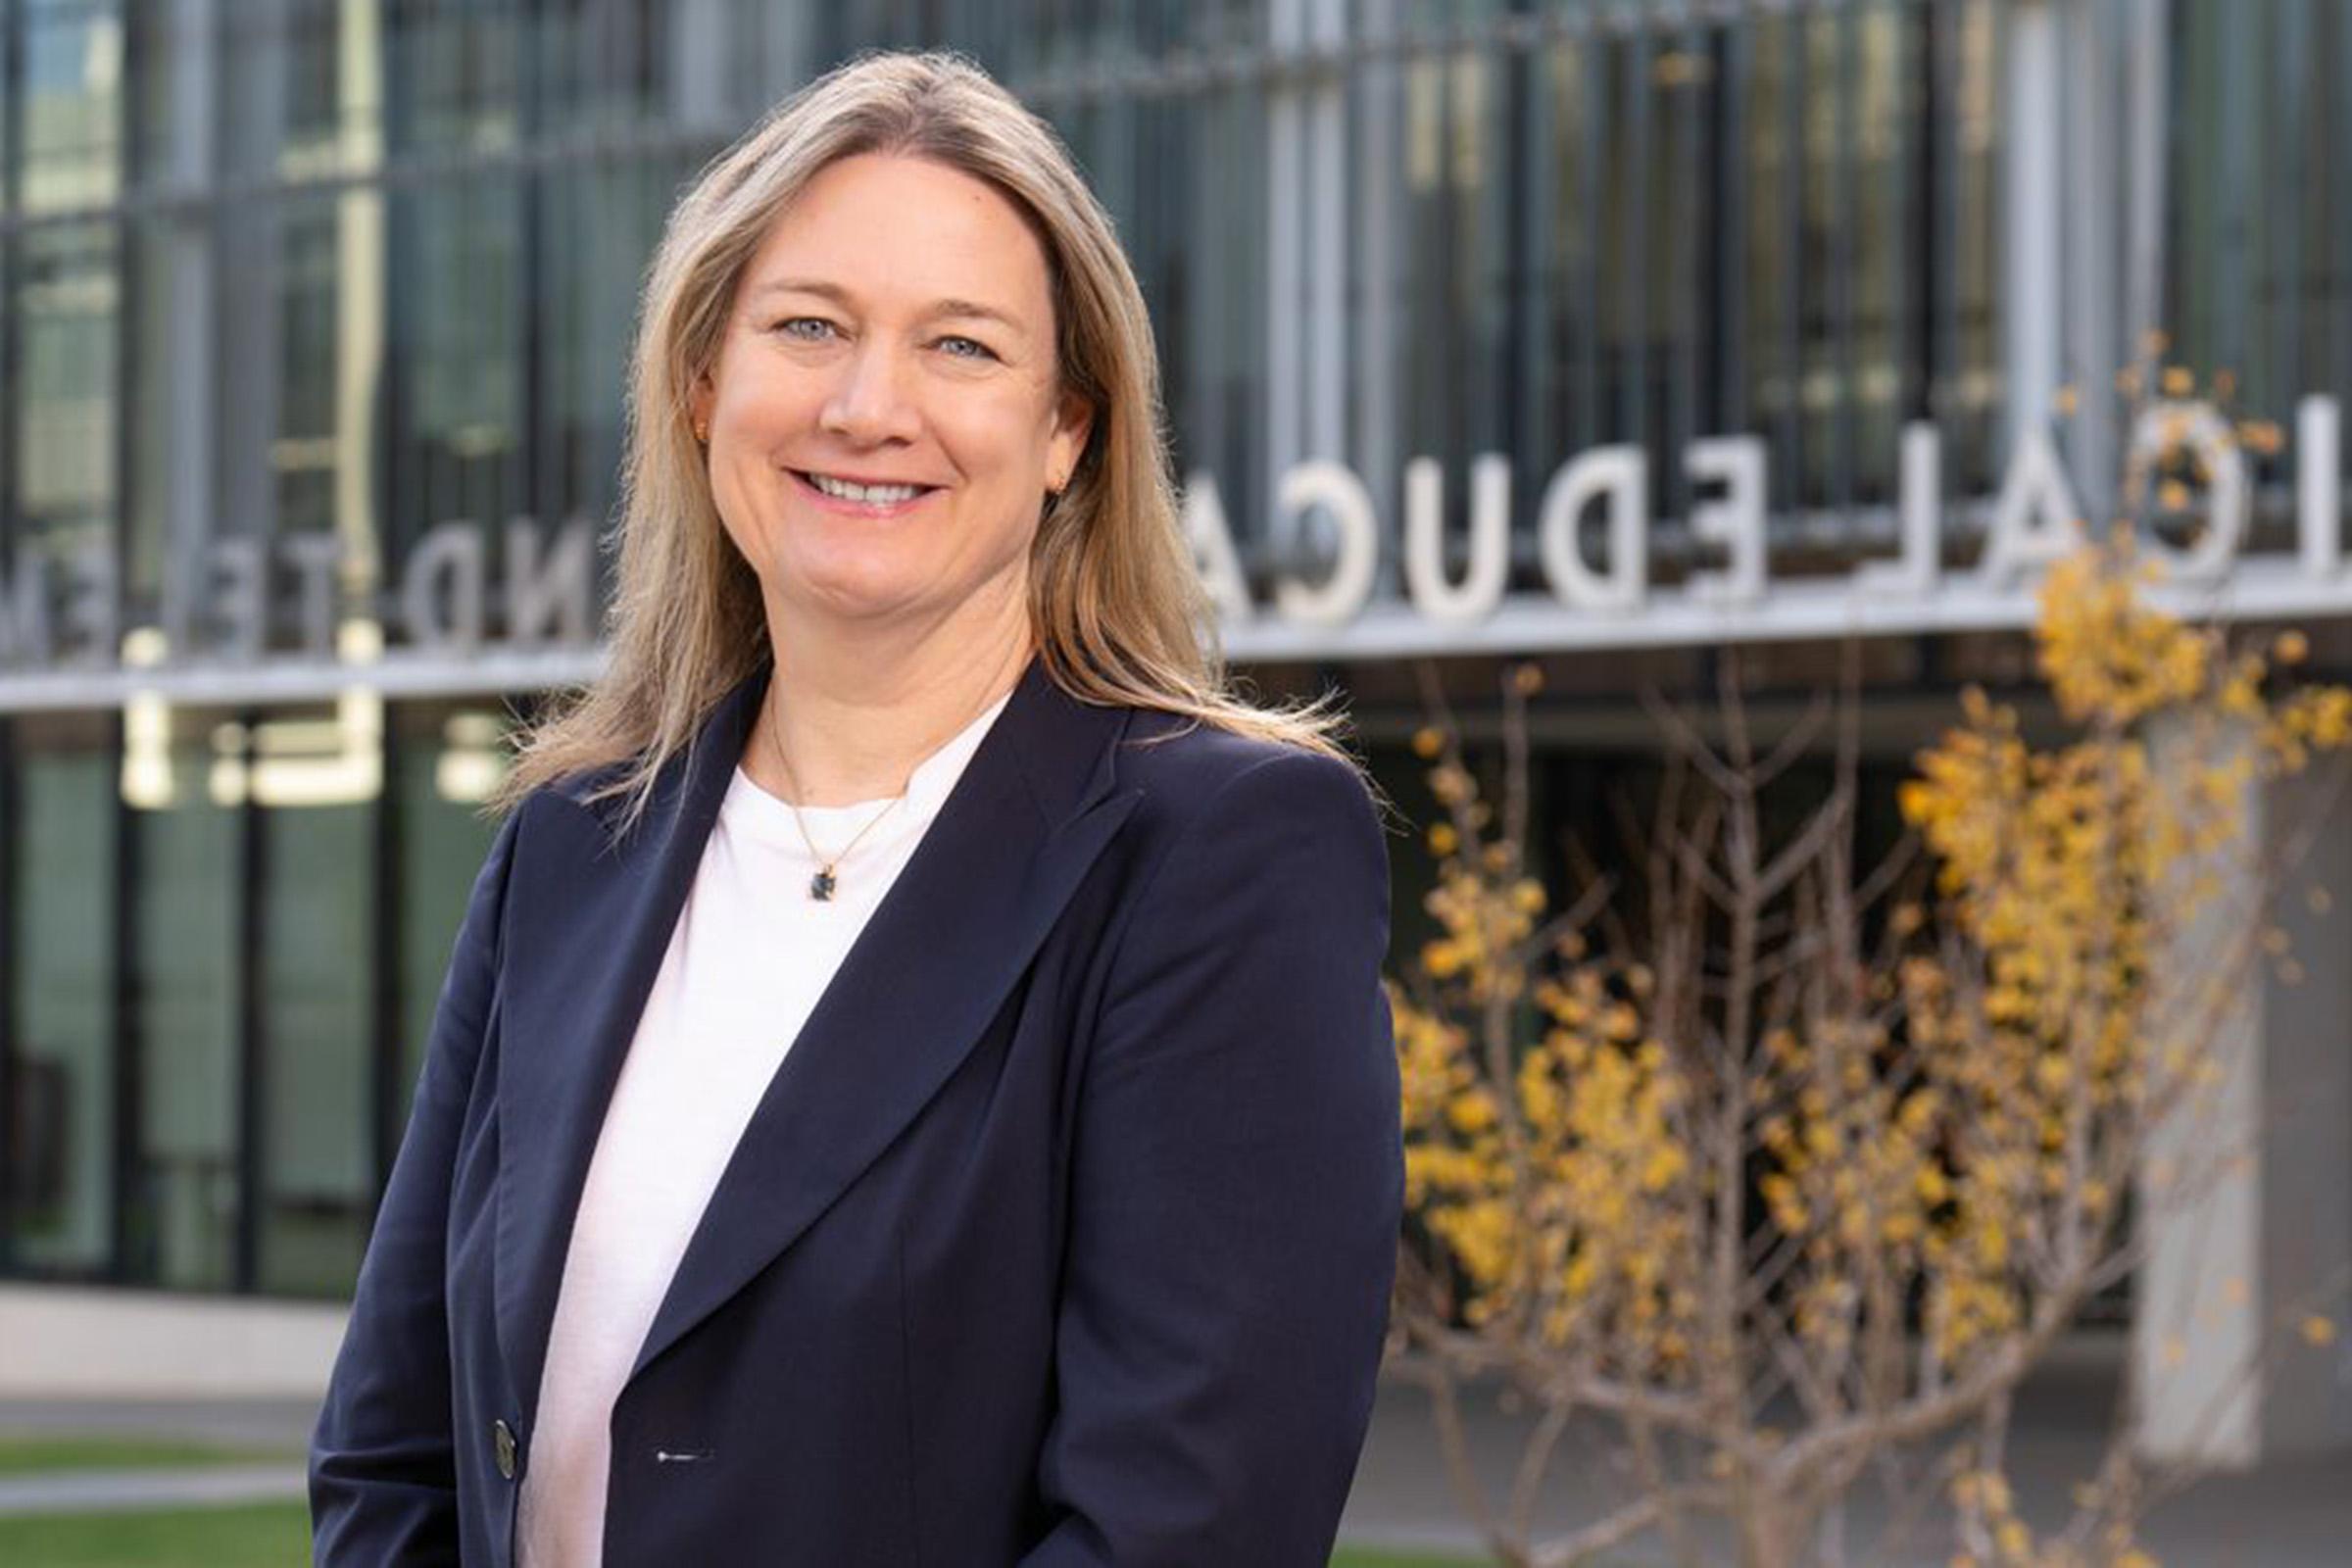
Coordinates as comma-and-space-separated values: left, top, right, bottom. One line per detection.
762, 706, 906, 902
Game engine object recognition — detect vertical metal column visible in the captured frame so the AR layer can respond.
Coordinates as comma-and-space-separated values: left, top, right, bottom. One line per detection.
1777, 12, 1804, 514
759, 0, 816, 98
224, 0, 288, 1298
112, 0, 224, 1291
1720, 9, 1751, 442
2061, 0, 2121, 518
517, 0, 544, 548
1305, 0, 1345, 471
2272, 6, 2304, 415
2119, 0, 2167, 375
1574, 15, 1600, 459
1830, 2, 1858, 520
108, 0, 150, 1285
2002, 0, 2062, 463
1264, 0, 1302, 560
159, 0, 220, 644
669, 0, 736, 133
1671, 7, 1705, 469
332, 0, 386, 600
1620, 20, 1652, 469
0, 0, 24, 1276
338, 0, 395, 1261
208, 0, 287, 652
1354, 0, 1399, 594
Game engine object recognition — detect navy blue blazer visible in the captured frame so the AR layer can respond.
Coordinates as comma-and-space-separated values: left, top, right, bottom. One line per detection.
310, 655, 1402, 1567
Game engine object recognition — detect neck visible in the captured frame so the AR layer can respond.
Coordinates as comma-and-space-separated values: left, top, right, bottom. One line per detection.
747, 586, 1033, 808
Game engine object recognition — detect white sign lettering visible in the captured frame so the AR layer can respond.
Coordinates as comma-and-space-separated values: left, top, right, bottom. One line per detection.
1, 401, 2345, 686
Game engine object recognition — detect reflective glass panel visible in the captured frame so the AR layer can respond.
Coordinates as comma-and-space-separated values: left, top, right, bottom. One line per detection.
252, 704, 379, 1297
126, 704, 240, 1291
9, 712, 117, 1275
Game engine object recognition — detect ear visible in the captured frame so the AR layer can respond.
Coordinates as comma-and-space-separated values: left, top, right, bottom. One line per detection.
688, 369, 715, 432
1047, 389, 1094, 490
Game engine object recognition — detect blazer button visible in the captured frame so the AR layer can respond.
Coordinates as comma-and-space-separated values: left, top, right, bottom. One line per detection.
493, 1418, 519, 1481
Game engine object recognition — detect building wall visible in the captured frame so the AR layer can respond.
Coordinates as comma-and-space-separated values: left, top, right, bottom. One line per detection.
0, 0, 2346, 1300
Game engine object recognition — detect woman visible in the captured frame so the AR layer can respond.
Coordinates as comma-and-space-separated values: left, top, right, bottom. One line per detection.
311, 50, 1399, 1568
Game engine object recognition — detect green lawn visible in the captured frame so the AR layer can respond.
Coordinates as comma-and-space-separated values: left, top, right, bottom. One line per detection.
0, 1502, 1484, 1567
0, 1436, 1491, 1564
0, 1438, 300, 1479
0, 1503, 311, 1567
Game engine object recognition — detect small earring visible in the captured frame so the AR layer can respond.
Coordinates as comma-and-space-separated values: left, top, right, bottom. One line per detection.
693, 419, 710, 444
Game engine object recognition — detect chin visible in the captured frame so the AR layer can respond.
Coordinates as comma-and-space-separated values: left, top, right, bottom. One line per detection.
765, 543, 1025, 636
782, 567, 945, 627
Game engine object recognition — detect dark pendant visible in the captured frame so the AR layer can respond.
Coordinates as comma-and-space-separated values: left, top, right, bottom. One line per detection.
809, 867, 838, 902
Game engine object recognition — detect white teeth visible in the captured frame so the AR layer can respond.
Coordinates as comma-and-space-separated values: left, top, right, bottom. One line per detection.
808, 472, 924, 505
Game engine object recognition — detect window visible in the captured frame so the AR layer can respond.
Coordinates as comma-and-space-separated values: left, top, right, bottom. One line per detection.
7, 712, 118, 1277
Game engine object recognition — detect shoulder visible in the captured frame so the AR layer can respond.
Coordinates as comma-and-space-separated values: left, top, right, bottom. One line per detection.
495, 771, 615, 848
1106, 709, 1390, 882
520, 666, 764, 822
471, 765, 635, 921
1081, 710, 1395, 1002
1119, 707, 1375, 804
545, 762, 628, 809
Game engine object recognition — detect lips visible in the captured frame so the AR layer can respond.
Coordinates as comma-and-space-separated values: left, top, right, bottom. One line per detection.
789, 468, 942, 514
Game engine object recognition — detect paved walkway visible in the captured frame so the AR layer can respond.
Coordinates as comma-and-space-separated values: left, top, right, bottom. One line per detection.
1339, 1367, 2352, 1566
0, 1463, 305, 1516
0, 1396, 315, 1519
4, 1363, 2348, 1562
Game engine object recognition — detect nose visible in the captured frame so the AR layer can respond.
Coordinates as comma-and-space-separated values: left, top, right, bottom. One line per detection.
818, 339, 921, 446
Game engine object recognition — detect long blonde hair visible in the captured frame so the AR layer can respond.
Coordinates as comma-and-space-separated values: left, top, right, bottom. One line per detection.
497, 49, 1348, 821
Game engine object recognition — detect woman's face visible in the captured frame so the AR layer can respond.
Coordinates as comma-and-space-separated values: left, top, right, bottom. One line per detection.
692, 153, 1091, 638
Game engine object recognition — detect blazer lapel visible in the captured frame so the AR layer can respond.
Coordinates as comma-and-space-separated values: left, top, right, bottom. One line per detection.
493, 672, 762, 1420
628, 657, 1140, 1380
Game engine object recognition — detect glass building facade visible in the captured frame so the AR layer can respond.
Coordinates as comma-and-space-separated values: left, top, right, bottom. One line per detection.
1, 0, 2346, 1298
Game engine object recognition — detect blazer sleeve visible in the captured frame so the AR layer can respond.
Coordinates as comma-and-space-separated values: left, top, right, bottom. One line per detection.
310, 807, 519, 1566
1022, 748, 1403, 1568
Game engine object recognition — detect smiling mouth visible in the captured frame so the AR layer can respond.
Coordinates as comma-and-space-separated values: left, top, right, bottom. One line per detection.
792, 469, 942, 508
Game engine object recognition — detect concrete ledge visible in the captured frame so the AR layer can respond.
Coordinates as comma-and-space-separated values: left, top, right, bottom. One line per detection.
0, 1285, 346, 1399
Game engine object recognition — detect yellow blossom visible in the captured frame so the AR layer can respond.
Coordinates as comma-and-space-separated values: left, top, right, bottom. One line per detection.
1391, 551, 2349, 1514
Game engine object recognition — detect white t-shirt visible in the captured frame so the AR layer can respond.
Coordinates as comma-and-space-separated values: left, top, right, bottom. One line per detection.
517, 688, 1011, 1568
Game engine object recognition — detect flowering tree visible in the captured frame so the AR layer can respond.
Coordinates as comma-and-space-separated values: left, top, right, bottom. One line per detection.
1387, 522, 2351, 1568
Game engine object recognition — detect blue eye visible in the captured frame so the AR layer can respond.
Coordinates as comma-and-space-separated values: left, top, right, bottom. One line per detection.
937, 334, 997, 362
774, 317, 836, 342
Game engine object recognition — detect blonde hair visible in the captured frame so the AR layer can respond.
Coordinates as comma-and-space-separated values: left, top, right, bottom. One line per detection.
497, 49, 1349, 822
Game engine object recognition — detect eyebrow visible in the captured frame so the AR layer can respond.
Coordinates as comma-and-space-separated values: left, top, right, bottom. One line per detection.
746, 277, 1028, 335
